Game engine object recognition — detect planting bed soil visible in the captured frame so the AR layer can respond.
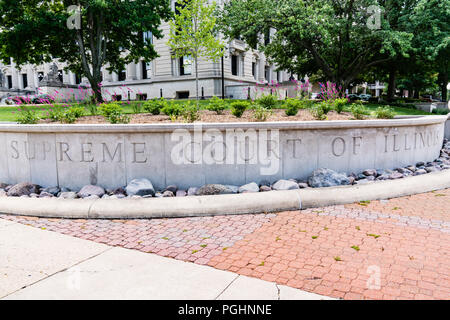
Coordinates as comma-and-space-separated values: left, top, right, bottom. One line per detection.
39, 109, 358, 124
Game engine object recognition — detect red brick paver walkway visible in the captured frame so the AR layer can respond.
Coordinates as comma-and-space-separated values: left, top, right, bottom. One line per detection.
1, 189, 449, 300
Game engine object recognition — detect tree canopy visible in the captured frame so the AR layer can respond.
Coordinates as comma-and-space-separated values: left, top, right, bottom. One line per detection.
217, 0, 413, 89
0, 0, 172, 102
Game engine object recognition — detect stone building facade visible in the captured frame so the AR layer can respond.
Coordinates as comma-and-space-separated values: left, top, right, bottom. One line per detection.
0, 1, 289, 102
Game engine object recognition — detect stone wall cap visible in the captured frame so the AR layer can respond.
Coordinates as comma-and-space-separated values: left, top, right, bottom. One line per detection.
0, 115, 447, 133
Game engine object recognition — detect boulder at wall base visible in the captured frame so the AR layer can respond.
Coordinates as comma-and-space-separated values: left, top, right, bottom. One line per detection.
125, 179, 155, 197
7, 182, 40, 197
272, 180, 299, 191
308, 168, 351, 188
77, 185, 105, 198
195, 184, 236, 196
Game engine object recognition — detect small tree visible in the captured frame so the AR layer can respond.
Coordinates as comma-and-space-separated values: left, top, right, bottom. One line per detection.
168, 0, 225, 106
0, 0, 172, 103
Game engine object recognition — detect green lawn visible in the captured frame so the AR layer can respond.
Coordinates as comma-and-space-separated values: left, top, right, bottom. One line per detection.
0, 99, 432, 122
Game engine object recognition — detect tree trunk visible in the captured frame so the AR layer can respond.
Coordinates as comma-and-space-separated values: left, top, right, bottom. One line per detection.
440, 71, 448, 102
387, 67, 396, 101
89, 77, 103, 104
195, 56, 199, 109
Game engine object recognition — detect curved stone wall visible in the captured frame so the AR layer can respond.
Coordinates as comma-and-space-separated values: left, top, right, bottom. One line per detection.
0, 116, 446, 190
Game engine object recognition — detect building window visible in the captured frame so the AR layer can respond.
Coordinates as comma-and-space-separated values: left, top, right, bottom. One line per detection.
22, 74, 28, 88
264, 66, 270, 81
252, 62, 256, 79
118, 70, 126, 81
180, 56, 192, 76
277, 71, 281, 83
137, 93, 147, 101
264, 29, 271, 45
37, 72, 44, 82
143, 31, 153, 45
231, 55, 238, 76
75, 73, 82, 84
7, 75, 12, 89
58, 70, 63, 83
142, 61, 151, 79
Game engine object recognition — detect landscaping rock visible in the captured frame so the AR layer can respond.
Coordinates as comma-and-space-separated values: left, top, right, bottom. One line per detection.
83, 195, 99, 200
78, 185, 105, 198
110, 194, 126, 199
39, 192, 54, 198
187, 187, 198, 196
7, 182, 39, 197
259, 185, 272, 192
272, 179, 299, 190
389, 172, 404, 180
125, 178, 155, 197
196, 184, 235, 196
425, 166, 439, 173
0, 183, 8, 189
406, 166, 416, 172
416, 161, 425, 167
363, 169, 377, 176
259, 180, 271, 187
413, 169, 427, 176
41, 186, 60, 196
59, 192, 78, 199
307, 169, 350, 188
298, 183, 309, 189
176, 190, 187, 197
111, 187, 126, 195
162, 190, 174, 197
0, 189, 6, 197
224, 185, 239, 194
165, 185, 178, 193
238, 182, 259, 193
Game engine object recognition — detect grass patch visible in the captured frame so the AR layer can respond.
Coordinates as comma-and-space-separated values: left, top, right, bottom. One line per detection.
334, 256, 342, 261
351, 245, 360, 251
367, 233, 380, 239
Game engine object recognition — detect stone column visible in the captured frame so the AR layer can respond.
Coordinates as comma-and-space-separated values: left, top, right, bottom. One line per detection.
112, 72, 119, 82
126, 62, 137, 81
27, 68, 35, 89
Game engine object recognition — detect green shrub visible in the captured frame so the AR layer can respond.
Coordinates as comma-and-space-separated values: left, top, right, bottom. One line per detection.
88, 104, 98, 116
284, 99, 301, 116
319, 101, 334, 114
66, 106, 85, 118
16, 107, 40, 124
47, 107, 65, 122
161, 100, 182, 117
253, 105, 273, 122
374, 106, 395, 119
131, 102, 143, 114
181, 102, 200, 123
310, 104, 327, 120
207, 96, 227, 114
350, 103, 370, 120
231, 101, 249, 118
98, 103, 130, 124
256, 95, 278, 109
144, 98, 168, 115
333, 98, 348, 114
432, 108, 450, 115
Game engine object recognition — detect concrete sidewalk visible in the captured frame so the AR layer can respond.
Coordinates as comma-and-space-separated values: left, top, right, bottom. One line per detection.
0, 218, 332, 300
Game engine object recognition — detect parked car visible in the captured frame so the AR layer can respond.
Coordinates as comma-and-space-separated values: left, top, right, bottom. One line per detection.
358, 94, 372, 101
347, 94, 360, 101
